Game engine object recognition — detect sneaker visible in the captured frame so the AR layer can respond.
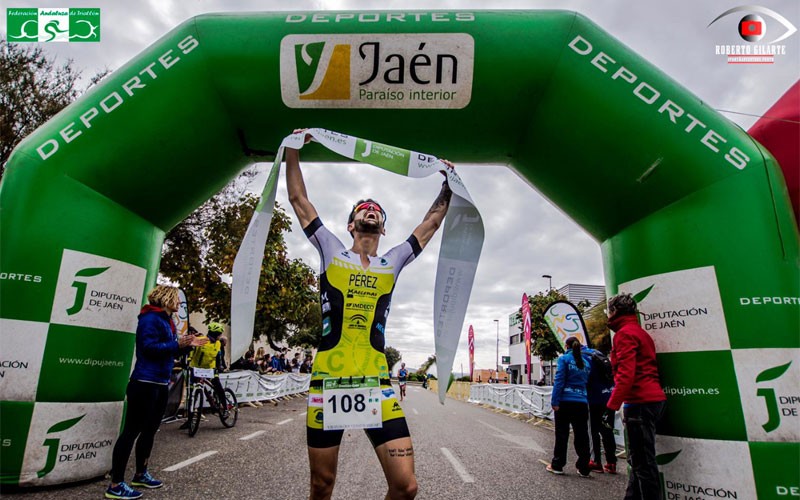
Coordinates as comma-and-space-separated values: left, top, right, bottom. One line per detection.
105, 482, 143, 499
604, 462, 618, 474
588, 460, 604, 473
131, 471, 163, 489
546, 464, 564, 475
576, 468, 592, 478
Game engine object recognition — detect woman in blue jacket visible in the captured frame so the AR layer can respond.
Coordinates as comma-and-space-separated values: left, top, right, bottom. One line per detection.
547, 336, 592, 477
106, 285, 207, 500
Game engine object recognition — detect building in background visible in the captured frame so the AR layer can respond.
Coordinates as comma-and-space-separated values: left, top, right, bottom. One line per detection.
556, 283, 606, 309
506, 283, 605, 385
472, 368, 509, 384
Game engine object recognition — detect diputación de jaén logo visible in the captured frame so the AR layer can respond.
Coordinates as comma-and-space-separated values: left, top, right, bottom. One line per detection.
708, 5, 797, 64
6, 8, 100, 43
756, 361, 792, 433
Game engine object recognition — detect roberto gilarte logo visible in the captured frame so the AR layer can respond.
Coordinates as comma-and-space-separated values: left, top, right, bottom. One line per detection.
708, 5, 796, 64
6, 7, 100, 43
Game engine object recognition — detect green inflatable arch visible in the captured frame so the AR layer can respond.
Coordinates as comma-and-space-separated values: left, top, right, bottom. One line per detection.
1, 10, 797, 495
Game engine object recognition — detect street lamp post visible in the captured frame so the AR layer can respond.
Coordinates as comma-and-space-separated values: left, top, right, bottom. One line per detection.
542, 274, 552, 290
494, 319, 500, 381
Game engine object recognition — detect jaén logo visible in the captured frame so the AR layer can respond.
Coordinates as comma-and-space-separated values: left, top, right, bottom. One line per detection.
295, 41, 351, 100
6, 8, 100, 43
708, 5, 796, 64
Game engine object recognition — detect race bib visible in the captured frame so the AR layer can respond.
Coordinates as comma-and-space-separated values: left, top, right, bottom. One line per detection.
322, 376, 382, 430
192, 367, 214, 379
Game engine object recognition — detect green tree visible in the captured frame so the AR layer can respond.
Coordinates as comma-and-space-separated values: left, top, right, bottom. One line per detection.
1, 39, 107, 178
159, 175, 319, 351
515, 291, 610, 360
583, 301, 610, 352
514, 289, 569, 361
384, 346, 401, 373
419, 354, 436, 374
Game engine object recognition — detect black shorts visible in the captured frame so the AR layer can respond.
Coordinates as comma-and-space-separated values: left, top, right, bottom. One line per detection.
307, 417, 411, 449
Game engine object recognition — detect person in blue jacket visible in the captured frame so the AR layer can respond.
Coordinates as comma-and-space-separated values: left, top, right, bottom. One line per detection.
546, 336, 592, 477
105, 285, 207, 500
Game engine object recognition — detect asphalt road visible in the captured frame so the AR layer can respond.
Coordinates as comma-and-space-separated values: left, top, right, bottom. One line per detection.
3, 385, 627, 499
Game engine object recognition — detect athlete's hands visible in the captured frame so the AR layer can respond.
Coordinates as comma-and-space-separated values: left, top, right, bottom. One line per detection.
292, 128, 313, 145
440, 159, 455, 180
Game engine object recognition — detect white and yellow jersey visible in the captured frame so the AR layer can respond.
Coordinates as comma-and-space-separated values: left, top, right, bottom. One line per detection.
304, 218, 421, 428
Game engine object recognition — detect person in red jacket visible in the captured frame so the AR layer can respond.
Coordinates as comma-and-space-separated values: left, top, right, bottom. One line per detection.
602, 293, 666, 500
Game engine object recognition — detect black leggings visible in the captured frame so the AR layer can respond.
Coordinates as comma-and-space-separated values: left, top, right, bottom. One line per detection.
110, 380, 168, 483
590, 404, 618, 464
551, 401, 591, 473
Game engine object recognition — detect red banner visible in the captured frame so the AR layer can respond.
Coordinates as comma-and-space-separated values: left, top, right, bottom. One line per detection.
468, 325, 475, 381
522, 293, 532, 385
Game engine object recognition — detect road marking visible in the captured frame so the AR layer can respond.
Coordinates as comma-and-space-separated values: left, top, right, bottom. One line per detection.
300, 412, 307, 416
412, 408, 419, 415
477, 420, 545, 453
164, 450, 218, 471
239, 430, 266, 441
440, 448, 475, 483
277, 418, 293, 425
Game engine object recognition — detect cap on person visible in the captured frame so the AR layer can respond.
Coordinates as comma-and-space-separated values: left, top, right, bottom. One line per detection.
207, 322, 224, 339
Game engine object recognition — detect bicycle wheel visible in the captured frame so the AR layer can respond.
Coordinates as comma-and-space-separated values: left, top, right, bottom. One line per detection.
219, 388, 238, 428
188, 386, 204, 437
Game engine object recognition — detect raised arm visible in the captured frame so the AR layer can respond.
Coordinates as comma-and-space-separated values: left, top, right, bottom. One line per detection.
412, 160, 454, 248
285, 130, 319, 228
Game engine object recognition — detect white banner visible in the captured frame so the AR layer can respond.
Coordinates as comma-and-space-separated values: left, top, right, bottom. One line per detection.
231, 129, 484, 404
218, 371, 310, 403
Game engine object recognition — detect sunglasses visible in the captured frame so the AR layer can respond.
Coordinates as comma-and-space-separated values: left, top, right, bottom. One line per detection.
352, 202, 386, 221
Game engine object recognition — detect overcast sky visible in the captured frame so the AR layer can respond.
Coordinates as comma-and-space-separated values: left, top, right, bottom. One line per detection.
5, 0, 798, 373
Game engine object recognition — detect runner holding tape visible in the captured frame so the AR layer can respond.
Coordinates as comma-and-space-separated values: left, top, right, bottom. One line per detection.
287, 129, 452, 500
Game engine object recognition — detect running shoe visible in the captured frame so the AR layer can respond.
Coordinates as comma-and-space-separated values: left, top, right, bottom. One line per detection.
576, 468, 592, 478
131, 470, 163, 489
588, 460, 604, 473
105, 482, 143, 499
604, 462, 618, 474
546, 464, 564, 475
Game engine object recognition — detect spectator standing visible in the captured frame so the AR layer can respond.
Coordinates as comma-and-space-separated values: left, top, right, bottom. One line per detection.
259, 353, 274, 374
547, 336, 592, 477
271, 352, 284, 372
291, 352, 302, 373
603, 293, 667, 500
587, 341, 618, 474
300, 354, 313, 374
105, 285, 207, 499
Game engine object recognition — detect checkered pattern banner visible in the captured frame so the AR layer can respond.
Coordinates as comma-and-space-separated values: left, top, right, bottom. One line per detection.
1, 249, 145, 486
617, 266, 799, 499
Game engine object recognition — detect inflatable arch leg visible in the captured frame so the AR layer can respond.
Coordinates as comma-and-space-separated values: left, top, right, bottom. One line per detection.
1, 10, 797, 496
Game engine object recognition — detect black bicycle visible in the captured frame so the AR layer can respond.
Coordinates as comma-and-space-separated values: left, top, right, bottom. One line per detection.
186, 367, 238, 437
